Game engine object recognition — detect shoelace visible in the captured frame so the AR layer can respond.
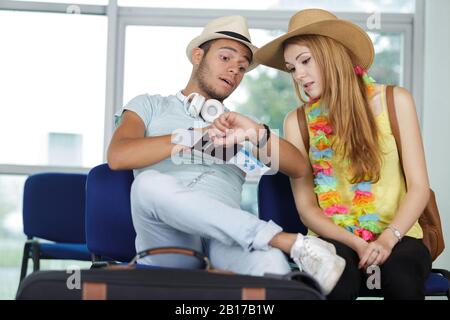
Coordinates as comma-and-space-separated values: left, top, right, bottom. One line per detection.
300, 238, 321, 273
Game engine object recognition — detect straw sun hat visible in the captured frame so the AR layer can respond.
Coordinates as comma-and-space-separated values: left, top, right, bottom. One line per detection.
255, 9, 374, 72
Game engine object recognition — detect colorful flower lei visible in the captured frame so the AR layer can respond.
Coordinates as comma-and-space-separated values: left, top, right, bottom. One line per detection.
307, 67, 380, 241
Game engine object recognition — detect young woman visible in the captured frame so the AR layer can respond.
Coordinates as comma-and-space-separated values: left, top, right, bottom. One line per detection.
254, 9, 432, 299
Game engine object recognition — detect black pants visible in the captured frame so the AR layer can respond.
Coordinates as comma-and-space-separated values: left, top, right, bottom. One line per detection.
321, 236, 432, 300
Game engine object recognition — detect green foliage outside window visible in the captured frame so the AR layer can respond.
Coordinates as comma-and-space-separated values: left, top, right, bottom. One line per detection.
236, 69, 298, 136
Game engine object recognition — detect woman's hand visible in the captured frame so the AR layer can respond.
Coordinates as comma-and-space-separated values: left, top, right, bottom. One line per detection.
209, 112, 262, 146
354, 238, 369, 263
358, 232, 397, 269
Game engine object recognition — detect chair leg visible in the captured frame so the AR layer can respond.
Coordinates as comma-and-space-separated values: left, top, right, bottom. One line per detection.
31, 242, 40, 272
91, 253, 102, 263
90, 254, 109, 269
19, 242, 31, 283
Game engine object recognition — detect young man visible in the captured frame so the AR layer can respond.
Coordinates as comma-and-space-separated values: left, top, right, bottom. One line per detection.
107, 16, 345, 295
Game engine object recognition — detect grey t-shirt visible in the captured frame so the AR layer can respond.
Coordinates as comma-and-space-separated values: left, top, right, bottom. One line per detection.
114, 93, 245, 208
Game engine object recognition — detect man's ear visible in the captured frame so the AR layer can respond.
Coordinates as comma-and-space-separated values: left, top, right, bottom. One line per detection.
191, 47, 204, 65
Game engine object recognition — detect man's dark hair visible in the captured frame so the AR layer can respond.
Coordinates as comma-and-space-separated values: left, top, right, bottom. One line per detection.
199, 40, 215, 56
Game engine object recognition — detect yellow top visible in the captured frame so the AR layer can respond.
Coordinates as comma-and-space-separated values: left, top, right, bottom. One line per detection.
308, 85, 422, 239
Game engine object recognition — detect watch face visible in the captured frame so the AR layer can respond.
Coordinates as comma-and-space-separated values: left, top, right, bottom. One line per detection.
389, 226, 401, 239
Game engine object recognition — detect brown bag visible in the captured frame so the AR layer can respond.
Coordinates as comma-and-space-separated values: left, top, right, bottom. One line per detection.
296, 86, 445, 261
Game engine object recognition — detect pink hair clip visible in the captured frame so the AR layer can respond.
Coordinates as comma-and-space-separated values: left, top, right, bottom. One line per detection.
354, 65, 365, 76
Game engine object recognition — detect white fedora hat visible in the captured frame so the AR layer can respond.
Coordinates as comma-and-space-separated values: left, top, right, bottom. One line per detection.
186, 16, 259, 72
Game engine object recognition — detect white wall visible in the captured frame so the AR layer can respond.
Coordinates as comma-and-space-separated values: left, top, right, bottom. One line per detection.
423, 0, 450, 269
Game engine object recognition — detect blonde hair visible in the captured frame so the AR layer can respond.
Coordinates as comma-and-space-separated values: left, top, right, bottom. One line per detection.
285, 35, 382, 183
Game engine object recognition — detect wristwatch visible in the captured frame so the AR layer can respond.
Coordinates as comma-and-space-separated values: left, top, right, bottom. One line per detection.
256, 123, 271, 148
387, 225, 402, 241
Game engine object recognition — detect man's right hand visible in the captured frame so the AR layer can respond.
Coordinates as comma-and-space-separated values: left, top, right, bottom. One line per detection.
209, 112, 262, 147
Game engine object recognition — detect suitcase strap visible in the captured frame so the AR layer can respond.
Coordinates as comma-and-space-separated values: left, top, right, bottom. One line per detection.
129, 247, 212, 270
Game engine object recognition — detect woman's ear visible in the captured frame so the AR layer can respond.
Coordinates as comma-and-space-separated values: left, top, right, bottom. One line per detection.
191, 48, 204, 65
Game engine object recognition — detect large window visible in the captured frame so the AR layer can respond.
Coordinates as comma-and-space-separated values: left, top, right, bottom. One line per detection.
0, 10, 107, 168
123, 26, 198, 103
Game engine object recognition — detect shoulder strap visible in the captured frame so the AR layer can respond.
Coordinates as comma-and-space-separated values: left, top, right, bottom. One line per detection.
386, 85, 404, 165
297, 106, 310, 151
386, 85, 407, 180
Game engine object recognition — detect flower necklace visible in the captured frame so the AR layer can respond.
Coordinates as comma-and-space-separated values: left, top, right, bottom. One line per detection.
307, 67, 380, 241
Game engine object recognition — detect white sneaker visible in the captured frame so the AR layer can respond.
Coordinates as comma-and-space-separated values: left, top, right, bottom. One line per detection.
304, 236, 336, 254
290, 234, 346, 295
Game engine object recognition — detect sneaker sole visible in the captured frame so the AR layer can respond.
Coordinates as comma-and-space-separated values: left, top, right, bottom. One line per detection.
318, 256, 346, 295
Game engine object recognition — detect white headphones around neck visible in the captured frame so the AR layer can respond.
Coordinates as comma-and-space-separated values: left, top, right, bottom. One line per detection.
176, 91, 225, 123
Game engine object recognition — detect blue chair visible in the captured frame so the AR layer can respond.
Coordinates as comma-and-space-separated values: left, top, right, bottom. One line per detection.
258, 172, 450, 299
85, 164, 212, 270
20, 173, 91, 282
85, 164, 136, 263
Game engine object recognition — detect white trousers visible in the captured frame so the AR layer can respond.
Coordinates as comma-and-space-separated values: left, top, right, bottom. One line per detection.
130, 170, 291, 276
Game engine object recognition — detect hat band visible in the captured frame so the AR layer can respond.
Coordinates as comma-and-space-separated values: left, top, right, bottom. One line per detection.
216, 31, 251, 44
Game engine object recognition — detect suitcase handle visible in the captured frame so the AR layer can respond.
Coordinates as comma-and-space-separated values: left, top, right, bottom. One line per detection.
129, 247, 212, 270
